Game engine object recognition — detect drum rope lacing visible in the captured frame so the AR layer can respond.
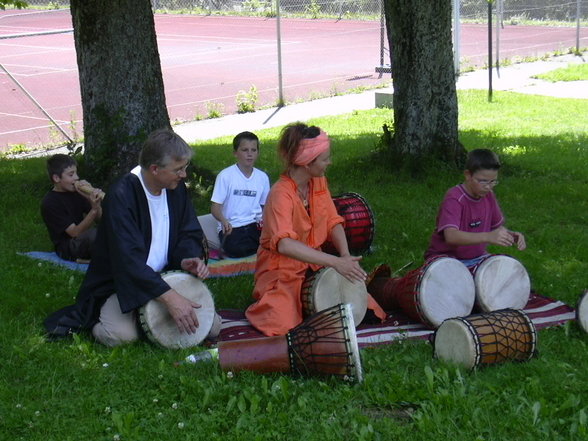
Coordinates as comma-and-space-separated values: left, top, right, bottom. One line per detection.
286, 307, 357, 381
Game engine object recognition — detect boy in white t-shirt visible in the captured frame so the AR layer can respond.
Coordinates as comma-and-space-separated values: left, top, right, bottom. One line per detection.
209, 131, 270, 257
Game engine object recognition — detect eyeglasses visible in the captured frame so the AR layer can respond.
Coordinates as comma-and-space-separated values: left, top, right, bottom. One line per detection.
162, 163, 189, 176
473, 178, 499, 187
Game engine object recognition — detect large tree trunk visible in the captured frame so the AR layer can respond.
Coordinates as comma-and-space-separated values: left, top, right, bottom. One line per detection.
71, 0, 170, 186
384, 0, 465, 168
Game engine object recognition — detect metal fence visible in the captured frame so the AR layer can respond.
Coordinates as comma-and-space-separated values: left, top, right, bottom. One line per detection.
25, 0, 588, 21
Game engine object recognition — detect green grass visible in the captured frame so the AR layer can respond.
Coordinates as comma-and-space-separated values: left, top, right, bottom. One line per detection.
1, 90, 588, 440
534, 63, 588, 82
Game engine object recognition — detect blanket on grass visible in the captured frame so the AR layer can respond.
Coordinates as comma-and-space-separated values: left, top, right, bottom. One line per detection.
218, 293, 575, 348
20, 251, 256, 278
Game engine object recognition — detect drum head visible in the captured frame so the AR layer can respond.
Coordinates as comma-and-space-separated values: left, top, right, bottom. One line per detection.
419, 258, 476, 327
576, 291, 588, 333
434, 318, 479, 369
474, 256, 531, 311
310, 268, 368, 326
140, 271, 216, 349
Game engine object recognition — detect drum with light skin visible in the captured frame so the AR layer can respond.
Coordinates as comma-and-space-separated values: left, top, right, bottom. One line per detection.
434, 308, 537, 369
301, 267, 368, 326
576, 291, 588, 333
368, 256, 476, 328
469, 254, 531, 312
139, 271, 216, 349
209, 303, 363, 382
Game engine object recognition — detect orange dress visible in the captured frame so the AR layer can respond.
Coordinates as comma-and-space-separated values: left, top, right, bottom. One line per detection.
245, 174, 342, 335
245, 174, 385, 336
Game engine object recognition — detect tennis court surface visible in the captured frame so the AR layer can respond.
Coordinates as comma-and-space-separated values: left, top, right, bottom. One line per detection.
1, 9, 585, 150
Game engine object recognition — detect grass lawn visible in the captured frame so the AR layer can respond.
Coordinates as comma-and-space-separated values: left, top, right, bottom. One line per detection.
534, 62, 588, 82
0, 89, 587, 440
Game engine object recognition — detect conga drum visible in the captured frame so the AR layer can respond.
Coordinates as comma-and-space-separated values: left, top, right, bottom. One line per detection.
217, 303, 363, 382
469, 255, 531, 312
576, 291, 588, 333
368, 256, 476, 328
323, 193, 375, 256
301, 267, 367, 326
139, 271, 216, 349
434, 309, 537, 369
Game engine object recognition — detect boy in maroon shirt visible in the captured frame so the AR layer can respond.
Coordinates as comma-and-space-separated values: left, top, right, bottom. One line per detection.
425, 149, 526, 266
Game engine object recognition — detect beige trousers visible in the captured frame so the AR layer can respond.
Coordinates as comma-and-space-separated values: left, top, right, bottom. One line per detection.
92, 294, 222, 347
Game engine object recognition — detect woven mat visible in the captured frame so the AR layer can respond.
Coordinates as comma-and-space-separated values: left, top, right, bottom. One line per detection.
218, 293, 575, 348
20, 251, 256, 279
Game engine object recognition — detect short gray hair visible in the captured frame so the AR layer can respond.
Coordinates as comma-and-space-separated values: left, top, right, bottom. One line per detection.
139, 129, 194, 168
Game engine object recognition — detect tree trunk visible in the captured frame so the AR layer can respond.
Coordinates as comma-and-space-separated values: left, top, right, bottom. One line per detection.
384, 0, 466, 168
71, 0, 170, 186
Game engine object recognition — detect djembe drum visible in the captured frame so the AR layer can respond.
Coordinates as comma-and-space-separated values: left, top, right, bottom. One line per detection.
576, 291, 588, 333
323, 193, 375, 256
367, 257, 476, 328
469, 255, 531, 312
139, 271, 216, 349
184, 304, 363, 382
433, 309, 537, 369
301, 267, 367, 326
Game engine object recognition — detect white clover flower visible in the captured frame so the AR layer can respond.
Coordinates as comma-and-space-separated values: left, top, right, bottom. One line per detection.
158, 374, 164, 380
157, 412, 163, 418
113, 434, 120, 441
152, 398, 158, 403
34, 411, 41, 417
102, 363, 109, 368
45, 293, 50, 298
15, 404, 22, 409
104, 406, 111, 414
38, 262, 42, 267
171, 402, 178, 409
227, 371, 234, 379
178, 422, 185, 429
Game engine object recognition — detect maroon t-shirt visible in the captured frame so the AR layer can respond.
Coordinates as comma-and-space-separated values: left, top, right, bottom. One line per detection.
425, 184, 504, 260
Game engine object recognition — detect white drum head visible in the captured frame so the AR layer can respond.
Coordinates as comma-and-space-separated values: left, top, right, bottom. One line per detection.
576, 291, 588, 334
140, 271, 216, 349
434, 318, 479, 369
418, 257, 476, 327
474, 256, 531, 311
311, 268, 368, 326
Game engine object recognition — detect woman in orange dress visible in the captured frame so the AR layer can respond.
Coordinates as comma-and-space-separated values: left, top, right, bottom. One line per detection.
245, 123, 384, 336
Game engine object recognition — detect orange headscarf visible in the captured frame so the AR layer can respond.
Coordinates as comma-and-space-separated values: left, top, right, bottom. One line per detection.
293, 130, 330, 166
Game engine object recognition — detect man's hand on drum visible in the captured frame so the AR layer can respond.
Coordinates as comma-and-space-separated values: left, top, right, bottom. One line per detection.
158, 289, 201, 334
181, 257, 209, 279
333, 255, 367, 283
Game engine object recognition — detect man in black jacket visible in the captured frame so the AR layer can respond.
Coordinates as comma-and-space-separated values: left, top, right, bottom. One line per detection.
45, 129, 219, 346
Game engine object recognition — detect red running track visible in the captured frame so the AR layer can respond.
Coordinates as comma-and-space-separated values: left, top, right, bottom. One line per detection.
0, 9, 585, 150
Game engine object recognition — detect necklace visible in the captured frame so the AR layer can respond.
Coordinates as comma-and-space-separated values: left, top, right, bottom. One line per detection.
297, 186, 309, 208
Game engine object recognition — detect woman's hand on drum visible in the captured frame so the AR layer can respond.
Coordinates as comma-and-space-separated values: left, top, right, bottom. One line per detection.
181, 257, 209, 279
158, 289, 201, 334
333, 255, 367, 283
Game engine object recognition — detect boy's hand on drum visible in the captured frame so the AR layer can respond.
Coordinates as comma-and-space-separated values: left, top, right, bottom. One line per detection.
510, 231, 526, 251
334, 255, 367, 283
158, 289, 201, 334
488, 226, 515, 247
181, 257, 209, 279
